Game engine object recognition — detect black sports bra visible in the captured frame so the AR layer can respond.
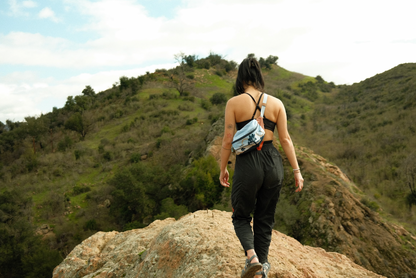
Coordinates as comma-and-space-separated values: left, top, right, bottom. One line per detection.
236, 93, 276, 132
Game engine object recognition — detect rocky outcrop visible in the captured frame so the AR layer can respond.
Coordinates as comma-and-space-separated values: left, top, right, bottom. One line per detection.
53, 210, 384, 278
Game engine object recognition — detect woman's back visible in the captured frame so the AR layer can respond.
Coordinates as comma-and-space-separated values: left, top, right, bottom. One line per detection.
230, 89, 283, 142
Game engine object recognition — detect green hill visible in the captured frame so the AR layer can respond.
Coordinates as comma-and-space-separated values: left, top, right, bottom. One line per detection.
290, 63, 416, 229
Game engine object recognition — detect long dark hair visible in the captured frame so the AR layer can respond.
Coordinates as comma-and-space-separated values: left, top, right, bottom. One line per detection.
235, 58, 265, 95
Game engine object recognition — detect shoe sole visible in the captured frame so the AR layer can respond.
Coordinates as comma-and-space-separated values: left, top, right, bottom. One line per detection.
241, 264, 262, 278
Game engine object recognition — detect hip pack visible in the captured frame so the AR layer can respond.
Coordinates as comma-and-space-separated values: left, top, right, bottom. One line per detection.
232, 93, 268, 155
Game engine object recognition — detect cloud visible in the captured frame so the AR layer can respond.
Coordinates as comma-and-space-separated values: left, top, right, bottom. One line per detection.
0, 62, 176, 123
38, 7, 60, 22
7, 0, 37, 16
22, 0, 37, 8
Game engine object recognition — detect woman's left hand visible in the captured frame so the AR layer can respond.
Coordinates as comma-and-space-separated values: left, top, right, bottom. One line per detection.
219, 169, 230, 187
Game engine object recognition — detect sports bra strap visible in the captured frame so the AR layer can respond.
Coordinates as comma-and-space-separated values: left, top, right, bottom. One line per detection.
244, 92, 264, 119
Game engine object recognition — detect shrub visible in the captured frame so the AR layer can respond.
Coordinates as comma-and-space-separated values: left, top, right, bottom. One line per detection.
123, 221, 147, 231
57, 135, 73, 152
98, 144, 104, 154
360, 197, 380, 212
72, 184, 91, 196
201, 99, 212, 110
74, 149, 83, 160
154, 198, 188, 220
130, 153, 141, 163
186, 118, 198, 125
103, 151, 113, 161
84, 219, 98, 231
182, 96, 195, 102
178, 103, 194, 111
111, 109, 124, 119
210, 93, 227, 105
121, 124, 130, 133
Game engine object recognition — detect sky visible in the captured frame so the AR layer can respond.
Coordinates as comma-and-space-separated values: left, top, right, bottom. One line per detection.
1, 0, 416, 123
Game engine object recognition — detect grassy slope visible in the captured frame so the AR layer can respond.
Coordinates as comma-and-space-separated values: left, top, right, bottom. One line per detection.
289, 63, 416, 233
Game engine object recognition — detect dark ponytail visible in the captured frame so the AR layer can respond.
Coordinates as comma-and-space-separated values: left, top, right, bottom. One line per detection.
235, 58, 265, 95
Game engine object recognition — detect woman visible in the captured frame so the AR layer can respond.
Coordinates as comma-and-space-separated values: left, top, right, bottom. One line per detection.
219, 57, 304, 278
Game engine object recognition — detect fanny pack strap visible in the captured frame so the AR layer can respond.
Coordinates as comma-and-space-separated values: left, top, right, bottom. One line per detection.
260, 94, 268, 117
256, 93, 268, 151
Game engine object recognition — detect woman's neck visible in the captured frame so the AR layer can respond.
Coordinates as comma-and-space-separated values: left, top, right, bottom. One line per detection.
245, 86, 261, 96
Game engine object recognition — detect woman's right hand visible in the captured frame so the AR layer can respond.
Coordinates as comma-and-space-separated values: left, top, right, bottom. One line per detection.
219, 169, 230, 188
294, 172, 304, 192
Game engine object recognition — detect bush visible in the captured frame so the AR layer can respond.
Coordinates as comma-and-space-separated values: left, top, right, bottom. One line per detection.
74, 148, 86, 160
103, 151, 113, 161
154, 198, 188, 220
123, 221, 147, 231
84, 219, 98, 231
210, 93, 227, 105
186, 118, 198, 125
72, 184, 91, 196
57, 135, 73, 152
130, 153, 141, 163
201, 99, 212, 110
178, 103, 194, 111
360, 197, 380, 212
98, 144, 104, 154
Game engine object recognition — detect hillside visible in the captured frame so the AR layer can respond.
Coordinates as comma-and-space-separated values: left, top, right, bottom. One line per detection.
1, 55, 416, 277
290, 63, 416, 232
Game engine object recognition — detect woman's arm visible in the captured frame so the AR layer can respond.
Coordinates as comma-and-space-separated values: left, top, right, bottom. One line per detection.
219, 100, 235, 187
276, 100, 304, 192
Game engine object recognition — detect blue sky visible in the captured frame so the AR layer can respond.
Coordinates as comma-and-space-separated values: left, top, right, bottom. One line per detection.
1, 0, 416, 123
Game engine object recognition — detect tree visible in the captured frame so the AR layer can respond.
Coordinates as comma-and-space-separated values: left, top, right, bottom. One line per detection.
265, 55, 278, 65
178, 156, 224, 210
82, 85, 95, 96
207, 52, 222, 66
24, 116, 49, 153
172, 52, 192, 96
64, 111, 94, 140
129, 77, 138, 94
0, 189, 62, 277
0, 121, 5, 134
184, 55, 198, 67
109, 165, 152, 223
119, 76, 129, 91
225, 60, 237, 72
64, 96, 76, 111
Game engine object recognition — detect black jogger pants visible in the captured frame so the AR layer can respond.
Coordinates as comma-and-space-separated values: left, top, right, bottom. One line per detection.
231, 141, 284, 264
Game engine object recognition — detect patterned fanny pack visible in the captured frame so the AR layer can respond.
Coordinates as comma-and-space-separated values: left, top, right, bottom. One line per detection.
232, 93, 268, 155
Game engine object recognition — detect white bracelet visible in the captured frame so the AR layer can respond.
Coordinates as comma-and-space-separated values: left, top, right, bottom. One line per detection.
293, 168, 300, 172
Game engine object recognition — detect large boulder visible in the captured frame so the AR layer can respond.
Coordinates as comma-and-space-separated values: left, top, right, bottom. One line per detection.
53, 210, 384, 278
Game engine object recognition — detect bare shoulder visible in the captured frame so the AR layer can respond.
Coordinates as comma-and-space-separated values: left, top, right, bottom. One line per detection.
266, 94, 284, 107
227, 94, 243, 106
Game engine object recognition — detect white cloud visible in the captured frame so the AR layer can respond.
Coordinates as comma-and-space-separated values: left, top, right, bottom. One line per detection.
7, 0, 37, 16
38, 7, 60, 22
0, 62, 176, 123
22, 0, 37, 8
2, 0, 416, 121
2, 0, 413, 83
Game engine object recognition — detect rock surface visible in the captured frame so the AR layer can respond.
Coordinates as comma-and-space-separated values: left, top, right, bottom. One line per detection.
53, 210, 384, 278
